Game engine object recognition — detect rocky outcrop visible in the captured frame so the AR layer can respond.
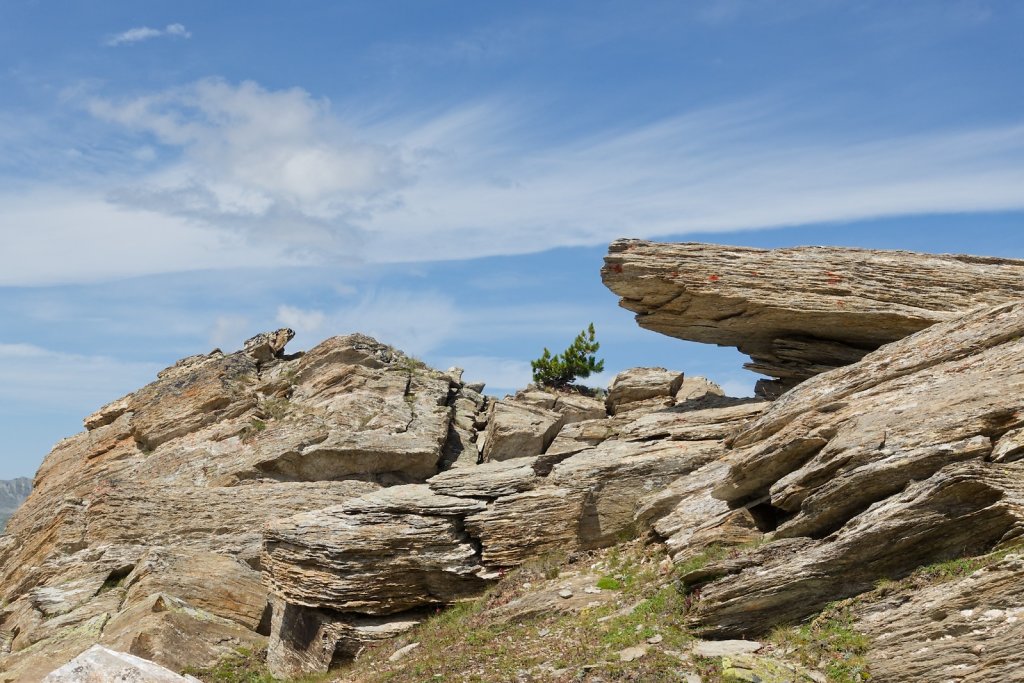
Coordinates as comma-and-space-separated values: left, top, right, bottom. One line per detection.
261, 375, 764, 676
679, 300, 1024, 638
10, 239, 1024, 682
0, 332, 484, 681
602, 240, 1024, 397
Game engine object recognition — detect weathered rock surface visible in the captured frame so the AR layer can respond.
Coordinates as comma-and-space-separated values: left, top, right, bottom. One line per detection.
266, 597, 426, 678
605, 367, 684, 415
42, 644, 200, 682
15, 241, 1023, 682
854, 553, 1024, 683
602, 240, 1024, 396
684, 301, 1024, 637
0, 332, 477, 680
261, 378, 758, 675
480, 399, 564, 462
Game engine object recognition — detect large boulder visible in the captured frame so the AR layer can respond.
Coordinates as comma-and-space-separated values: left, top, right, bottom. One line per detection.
602, 240, 1024, 397
605, 367, 684, 415
480, 399, 564, 462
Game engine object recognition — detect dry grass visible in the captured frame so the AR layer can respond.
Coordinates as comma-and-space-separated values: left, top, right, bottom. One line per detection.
333, 541, 700, 682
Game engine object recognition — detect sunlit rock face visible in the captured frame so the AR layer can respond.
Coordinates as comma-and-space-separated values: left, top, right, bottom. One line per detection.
602, 239, 1024, 397
0, 330, 486, 681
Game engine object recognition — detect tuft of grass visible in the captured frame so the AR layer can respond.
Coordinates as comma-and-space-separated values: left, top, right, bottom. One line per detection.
261, 398, 291, 420
769, 604, 870, 683
518, 550, 569, 581
182, 647, 335, 683
914, 555, 985, 582
334, 542, 699, 682
872, 541, 1024, 596
596, 575, 623, 591
182, 647, 276, 683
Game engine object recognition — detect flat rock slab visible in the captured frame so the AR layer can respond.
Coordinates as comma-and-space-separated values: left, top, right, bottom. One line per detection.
43, 645, 201, 682
602, 240, 1024, 396
691, 640, 763, 657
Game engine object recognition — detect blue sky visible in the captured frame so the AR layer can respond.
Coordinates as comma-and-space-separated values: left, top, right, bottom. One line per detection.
1, 1, 1023, 478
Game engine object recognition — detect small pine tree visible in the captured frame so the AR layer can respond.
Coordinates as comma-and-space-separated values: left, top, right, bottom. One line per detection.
531, 324, 605, 389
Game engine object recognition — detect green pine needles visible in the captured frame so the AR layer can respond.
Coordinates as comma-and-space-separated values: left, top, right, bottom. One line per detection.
531, 323, 605, 389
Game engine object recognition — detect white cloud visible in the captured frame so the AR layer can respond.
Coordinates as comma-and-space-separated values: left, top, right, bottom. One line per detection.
106, 23, 192, 47
3, 79, 1024, 285
0, 344, 160, 411
360, 104, 1024, 262
0, 188, 304, 286
165, 23, 191, 38
276, 291, 463, 357
276, 305, 326, 338
86, 78, 405, 254
208, 315, 251, 350
93, 81, 1024, 265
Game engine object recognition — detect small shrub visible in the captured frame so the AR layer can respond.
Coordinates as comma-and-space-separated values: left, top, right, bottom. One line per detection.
530, 324, 605, 389
261, 398, 290, 420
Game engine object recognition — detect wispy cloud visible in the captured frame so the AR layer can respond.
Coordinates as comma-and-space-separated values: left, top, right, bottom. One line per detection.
2, 79, 1023, 285
275, 290, 463, 357
0, 343, 160, 410
0, 188, 303, 286
106, 23, 191, 47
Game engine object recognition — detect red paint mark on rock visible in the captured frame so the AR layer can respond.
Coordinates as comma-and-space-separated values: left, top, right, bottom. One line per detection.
609, 263, 623, 274
708, 274, 720, 282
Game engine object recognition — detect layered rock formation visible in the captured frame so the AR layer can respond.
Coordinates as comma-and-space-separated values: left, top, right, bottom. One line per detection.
0, 331, 487, 681
261, 373, 765, 676
854, 552, 1024, 682
678, 300, 1024, 643
602, 240, 1024, 396
5, 239, 1024, 681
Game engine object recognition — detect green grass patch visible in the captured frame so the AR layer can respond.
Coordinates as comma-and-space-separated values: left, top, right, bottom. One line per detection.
769, 604, 870, 683
335, 542, 701, 682
182, 647, 336, 683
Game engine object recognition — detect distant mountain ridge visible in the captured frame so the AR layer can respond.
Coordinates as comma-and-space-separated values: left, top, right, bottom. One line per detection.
0, 477, 32, 526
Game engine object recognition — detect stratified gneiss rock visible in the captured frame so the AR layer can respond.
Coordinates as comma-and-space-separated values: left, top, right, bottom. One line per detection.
0, 332, 480, 681
261, 370, 762, 677
854, 553, 1024, 682
601, 240, 1024, 397
684, 301, 1024, 637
